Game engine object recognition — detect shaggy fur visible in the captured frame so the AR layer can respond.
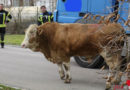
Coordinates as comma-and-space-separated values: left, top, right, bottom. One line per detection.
35, 23, 125, 63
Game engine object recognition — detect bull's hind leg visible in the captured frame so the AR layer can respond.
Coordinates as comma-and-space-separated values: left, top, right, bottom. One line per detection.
63, 62, 72, 83
57, 63, 65, 80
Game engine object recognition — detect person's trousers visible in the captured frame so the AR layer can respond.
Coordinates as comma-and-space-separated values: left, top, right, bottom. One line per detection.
0, 28, 6, 47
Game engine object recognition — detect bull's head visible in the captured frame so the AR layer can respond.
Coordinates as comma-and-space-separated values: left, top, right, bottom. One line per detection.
21, 24, 39, 52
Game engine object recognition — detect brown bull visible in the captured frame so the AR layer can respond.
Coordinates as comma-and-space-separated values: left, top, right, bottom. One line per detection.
21, 22, 126, 89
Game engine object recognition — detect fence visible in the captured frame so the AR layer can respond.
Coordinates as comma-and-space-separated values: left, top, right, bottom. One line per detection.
3, 0, 57, 34
6, 6, 39, 34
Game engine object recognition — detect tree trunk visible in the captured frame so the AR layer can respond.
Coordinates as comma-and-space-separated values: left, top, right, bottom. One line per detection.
19, 0, 24, 6
29, 0, 34, 6
10, 0, 13, 6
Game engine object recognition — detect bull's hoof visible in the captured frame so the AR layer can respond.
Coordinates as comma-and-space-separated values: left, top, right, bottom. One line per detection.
105, 86, 111, 90
105, 82, 111, 90
105, 88, 110, 90
60, 75, 65, 80
59, 71, 65, 80
64, 79, 71, 83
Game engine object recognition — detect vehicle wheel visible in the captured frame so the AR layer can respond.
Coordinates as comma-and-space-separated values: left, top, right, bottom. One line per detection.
74, 55, 104, 68
74, 18, 105, 68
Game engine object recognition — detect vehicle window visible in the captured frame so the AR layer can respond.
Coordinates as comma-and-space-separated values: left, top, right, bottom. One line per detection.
65, 0, 82, 12
62, 0, 66, 2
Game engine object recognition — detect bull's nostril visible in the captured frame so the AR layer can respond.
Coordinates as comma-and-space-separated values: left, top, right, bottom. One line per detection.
22, 44, 25, 48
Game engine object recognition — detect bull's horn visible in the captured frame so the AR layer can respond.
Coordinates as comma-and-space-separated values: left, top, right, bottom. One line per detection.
83, 13, 89, 19
93, 15, 101, 20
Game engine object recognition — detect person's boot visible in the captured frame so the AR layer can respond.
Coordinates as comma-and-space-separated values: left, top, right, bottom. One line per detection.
1, 43, 4, 48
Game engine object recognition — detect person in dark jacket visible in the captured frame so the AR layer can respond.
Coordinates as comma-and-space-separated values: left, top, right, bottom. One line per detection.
0, 4, 12, 48
38, 5, 53, 26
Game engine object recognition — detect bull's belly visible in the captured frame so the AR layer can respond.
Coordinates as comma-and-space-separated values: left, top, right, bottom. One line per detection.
71, 48, 101, 57
47, 47, 102, 63
74, 53, 99, 59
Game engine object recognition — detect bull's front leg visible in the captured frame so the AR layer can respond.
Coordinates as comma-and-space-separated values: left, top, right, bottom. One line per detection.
63, 62, 72, 83
57, 63, 65, 80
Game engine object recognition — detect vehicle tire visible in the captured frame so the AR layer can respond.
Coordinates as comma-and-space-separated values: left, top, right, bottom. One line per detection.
74, 18, 105, 68
74, 55, 104, 68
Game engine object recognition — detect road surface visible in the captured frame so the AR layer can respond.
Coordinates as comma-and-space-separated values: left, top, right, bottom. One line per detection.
0, 46, 107, 90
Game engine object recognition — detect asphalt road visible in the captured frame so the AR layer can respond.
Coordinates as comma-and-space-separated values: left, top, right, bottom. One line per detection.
0, 46, 107, 90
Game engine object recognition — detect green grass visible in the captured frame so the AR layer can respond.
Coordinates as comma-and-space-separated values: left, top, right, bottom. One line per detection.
0, 84, 21, 90
5, 35, 25, 45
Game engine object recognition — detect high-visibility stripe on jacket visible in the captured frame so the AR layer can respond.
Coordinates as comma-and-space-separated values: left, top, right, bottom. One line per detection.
38, 14, 53, 23
0, 10, 12, 28
38, 11, 53, 25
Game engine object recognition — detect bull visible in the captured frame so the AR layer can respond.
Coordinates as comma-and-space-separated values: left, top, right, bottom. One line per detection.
21, 22, 127, 89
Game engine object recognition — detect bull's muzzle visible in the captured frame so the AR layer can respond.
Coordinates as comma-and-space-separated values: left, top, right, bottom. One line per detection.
21, 44, 26, 48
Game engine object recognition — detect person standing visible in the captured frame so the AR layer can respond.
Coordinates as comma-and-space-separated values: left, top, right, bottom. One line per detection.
38, 5, 53, 25
0, 4, 12, 48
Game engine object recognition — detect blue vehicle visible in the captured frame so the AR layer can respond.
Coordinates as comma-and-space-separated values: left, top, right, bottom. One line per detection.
54, 0, 130, 68
54, 0, 129, 23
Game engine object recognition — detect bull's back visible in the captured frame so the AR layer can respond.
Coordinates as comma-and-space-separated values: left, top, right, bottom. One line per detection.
53, 23, 103, 56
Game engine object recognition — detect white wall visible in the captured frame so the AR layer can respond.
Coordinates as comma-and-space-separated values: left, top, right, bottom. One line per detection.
6, 6, 40, 21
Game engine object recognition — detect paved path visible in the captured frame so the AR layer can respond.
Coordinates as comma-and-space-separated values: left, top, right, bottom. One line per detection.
0, 46, 106, 90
